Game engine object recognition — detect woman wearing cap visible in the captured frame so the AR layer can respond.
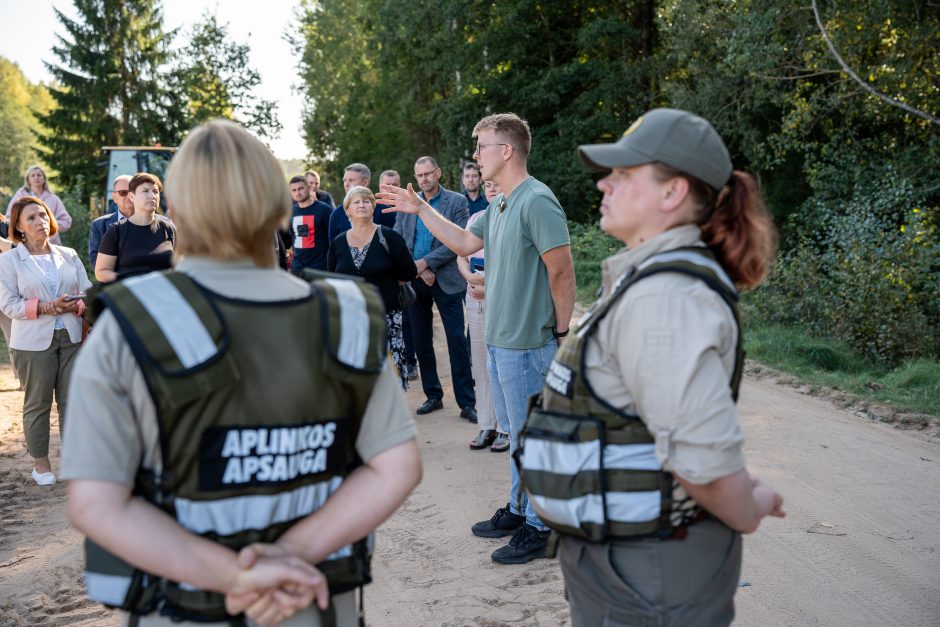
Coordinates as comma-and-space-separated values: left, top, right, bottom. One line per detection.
521, 109, 784, 626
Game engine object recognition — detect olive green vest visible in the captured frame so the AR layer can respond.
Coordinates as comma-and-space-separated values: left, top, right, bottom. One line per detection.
518, 247, 743, 542
83, 271, 387, 623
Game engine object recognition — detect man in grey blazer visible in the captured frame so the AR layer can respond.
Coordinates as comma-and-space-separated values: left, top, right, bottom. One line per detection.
395, 156, 476, 420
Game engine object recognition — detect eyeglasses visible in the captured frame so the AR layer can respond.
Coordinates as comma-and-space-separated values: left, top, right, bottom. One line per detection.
113, 190, 129, 196
415, 170, 438, 179
473, 143, 507, 155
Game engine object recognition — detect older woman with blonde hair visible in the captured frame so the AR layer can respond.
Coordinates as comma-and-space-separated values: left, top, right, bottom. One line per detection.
62, 120, 421, 627
5, 165, 72, 245
0, 196, 90, 485
328, 185, 418, 389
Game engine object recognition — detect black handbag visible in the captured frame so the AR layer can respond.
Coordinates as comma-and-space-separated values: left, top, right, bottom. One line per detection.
377, 228, 417, 308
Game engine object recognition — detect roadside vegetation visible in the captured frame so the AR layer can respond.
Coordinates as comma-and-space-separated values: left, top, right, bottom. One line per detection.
570, 220, 940, 419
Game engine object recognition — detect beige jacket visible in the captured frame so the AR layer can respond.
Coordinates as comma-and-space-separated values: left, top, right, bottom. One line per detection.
0, 244, 90, 350
583, 224, 746, 485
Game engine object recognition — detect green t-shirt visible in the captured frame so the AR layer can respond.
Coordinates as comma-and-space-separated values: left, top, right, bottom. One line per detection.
470, 176, 570, 349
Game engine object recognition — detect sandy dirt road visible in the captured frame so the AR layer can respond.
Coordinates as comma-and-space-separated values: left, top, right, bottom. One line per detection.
0, 336, 937, 626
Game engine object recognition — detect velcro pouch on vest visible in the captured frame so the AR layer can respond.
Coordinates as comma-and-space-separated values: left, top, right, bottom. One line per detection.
313, 278, 387, 373
95, 271, 241, 409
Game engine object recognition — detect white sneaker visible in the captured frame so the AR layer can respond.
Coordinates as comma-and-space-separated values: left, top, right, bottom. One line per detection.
31, 469, 56, 486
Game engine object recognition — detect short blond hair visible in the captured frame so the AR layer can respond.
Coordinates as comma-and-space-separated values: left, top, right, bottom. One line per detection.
472, 113, 532, 160
165, 120, 289, 266
343, 185, 375, 212
23, 165, 51, 194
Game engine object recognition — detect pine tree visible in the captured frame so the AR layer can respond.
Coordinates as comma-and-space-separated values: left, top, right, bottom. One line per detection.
174, 13, 281, 139
42, 0, 182, 198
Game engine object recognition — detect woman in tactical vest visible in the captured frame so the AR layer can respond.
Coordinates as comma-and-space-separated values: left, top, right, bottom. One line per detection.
519, 109, 785, 626
61, 120, 422, 627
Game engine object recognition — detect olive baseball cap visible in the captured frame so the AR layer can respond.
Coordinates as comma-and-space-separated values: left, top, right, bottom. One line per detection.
578, 108, 732, 189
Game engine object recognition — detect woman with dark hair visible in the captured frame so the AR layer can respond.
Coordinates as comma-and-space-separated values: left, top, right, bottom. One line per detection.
95, 172, 175, 282
5, 165, 72, 245
329, 185, 418, 389
519, 109, 785, 626
0, 195, 90, 485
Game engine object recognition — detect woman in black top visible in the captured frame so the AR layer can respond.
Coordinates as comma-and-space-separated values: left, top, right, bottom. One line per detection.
328, 185, 417, 388
95, 172, 175, 282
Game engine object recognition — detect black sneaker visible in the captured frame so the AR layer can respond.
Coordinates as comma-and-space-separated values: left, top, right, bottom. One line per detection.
471, 503, 526, 538
491, 524, 550, 564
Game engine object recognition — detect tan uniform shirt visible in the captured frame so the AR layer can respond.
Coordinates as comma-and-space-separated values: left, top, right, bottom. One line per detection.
583, 224, 745, 485
61, 257, 416, 627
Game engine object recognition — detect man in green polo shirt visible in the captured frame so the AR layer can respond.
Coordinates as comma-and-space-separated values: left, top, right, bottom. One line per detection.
377, 113, 575, 565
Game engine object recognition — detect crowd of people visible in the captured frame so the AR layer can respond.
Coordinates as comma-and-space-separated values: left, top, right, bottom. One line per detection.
0, 106, 786, 626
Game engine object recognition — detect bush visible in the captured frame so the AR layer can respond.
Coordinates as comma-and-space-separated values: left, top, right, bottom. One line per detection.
568, 220, 621, 303
745, 193, 939, 366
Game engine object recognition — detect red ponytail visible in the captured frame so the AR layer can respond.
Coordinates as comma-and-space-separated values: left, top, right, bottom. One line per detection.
701, 171, 777, 289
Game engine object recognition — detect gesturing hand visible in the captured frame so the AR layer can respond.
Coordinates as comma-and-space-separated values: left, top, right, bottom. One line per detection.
376, 183, 428, 215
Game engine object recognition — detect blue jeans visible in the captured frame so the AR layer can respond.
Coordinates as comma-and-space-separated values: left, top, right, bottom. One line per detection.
487, 341, 557, 531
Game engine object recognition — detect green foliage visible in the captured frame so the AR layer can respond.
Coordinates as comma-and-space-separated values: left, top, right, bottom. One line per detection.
0, 58, 54, 198
293, 0, 654, 211
174, 13, 281, 138
745, 324, 940, 417
56, 177, 94, 276
744, 185, 940, 366
43, 0, 184, 200
292, 0, 938, 373
568, 221, 622, 302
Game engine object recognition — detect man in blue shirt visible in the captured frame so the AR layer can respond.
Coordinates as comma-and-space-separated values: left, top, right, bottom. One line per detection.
462, 163, 488, 216
394, 157, 476, 420
88, 174, 135, 267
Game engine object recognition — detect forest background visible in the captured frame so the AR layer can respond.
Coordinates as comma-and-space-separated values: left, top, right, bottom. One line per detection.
1, 0, 937, 415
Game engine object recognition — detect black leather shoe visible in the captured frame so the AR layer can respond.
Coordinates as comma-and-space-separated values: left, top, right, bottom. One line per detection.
469, 429, 496, 450
460, 406, 478, 423
405, 365, 419, 381
491, 524, 550, 564
471, 503, 526, 538
416, 398, 443, 415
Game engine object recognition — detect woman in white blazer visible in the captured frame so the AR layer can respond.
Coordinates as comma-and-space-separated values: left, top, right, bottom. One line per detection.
0, 196, 90, 485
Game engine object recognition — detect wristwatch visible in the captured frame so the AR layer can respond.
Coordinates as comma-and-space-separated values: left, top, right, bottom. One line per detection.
552, 326, 569, 339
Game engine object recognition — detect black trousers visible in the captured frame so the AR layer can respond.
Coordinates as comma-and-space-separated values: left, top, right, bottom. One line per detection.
407, 280, 475, 409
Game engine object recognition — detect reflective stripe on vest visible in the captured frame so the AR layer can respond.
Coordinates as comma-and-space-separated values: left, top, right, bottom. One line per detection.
85, 572, 133, 607
324, 278, 371, 368
519, 247, 742, 542
122, 273, 217, 368
84, 272, 385, 620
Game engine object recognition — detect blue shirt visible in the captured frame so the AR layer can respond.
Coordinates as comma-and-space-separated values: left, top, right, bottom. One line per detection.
464, 190, 489, 216
414, 189, 442, 260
